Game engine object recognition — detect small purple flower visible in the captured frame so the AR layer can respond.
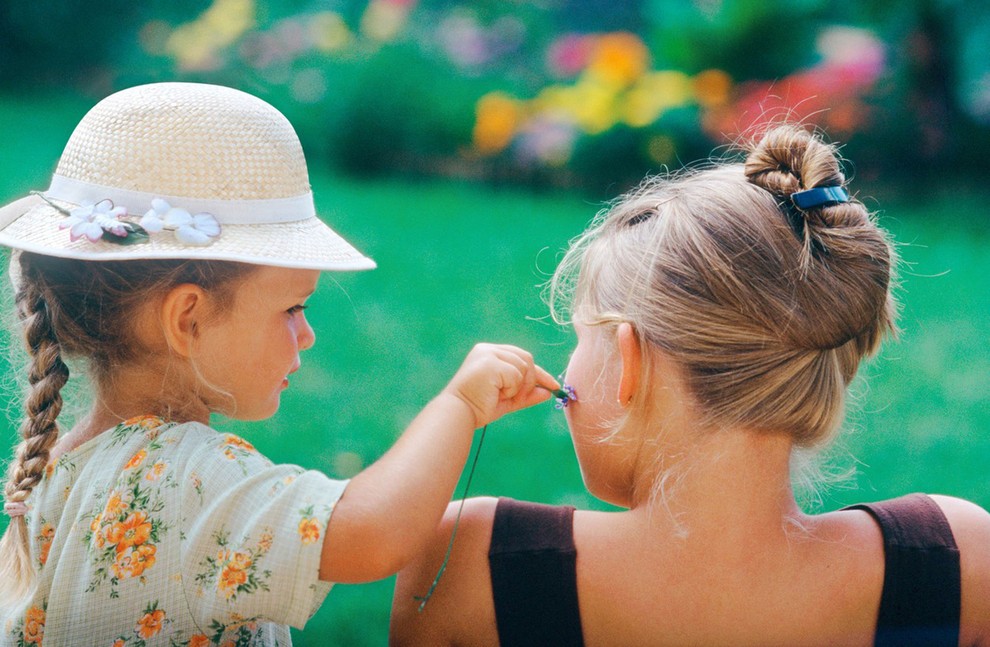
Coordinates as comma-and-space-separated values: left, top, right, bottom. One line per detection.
60, 199, 128, 242
553, 384, 577, 410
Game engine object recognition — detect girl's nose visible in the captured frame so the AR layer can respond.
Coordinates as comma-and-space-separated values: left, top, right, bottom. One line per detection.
297, 314, 316, 351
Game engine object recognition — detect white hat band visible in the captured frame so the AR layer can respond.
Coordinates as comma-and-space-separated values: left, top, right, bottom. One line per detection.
46, 175, 315, 225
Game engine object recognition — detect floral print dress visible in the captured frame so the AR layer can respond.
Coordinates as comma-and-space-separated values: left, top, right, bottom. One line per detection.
1, 416, 348, 646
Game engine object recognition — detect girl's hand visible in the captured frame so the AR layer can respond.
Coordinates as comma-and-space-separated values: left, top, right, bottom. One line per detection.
442, 343, 558, 428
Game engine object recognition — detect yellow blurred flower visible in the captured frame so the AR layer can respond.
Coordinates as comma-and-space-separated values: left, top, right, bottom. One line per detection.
361, 0, 414, 42
474, 92, 524, 155
693, 69, 733, 107
309, 11, 352, 52
570, 79, 619, 134
166, 0, 256, 70
585, 32, 650, 88
621, 70, 693, 127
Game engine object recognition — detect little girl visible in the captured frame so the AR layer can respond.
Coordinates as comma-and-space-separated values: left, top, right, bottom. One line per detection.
0, 82, 558, 645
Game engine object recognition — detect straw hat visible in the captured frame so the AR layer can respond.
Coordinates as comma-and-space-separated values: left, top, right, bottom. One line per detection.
0, 82, 375, 271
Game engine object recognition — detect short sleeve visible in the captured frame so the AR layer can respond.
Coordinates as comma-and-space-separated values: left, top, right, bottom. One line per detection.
178, 430, 348, 630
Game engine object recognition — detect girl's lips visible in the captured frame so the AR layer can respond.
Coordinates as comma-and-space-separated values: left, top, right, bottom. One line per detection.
283, 364, 300, 389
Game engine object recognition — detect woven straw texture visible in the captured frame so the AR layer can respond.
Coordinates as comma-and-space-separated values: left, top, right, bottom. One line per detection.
0, 82, 375, 271
55, 83, 309, 200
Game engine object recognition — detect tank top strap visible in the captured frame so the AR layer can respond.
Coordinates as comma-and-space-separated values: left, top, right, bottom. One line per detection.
488, 497, 584, 647
844, 493, 960, 647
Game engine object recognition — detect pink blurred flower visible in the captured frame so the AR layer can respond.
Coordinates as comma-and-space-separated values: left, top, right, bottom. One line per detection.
547, 34, 592, 78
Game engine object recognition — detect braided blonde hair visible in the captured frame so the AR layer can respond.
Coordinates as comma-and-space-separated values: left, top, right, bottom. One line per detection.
0, 253, 254, 607
0, 279, 70, 603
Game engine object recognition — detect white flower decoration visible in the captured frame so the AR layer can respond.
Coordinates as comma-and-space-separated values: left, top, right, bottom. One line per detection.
141, 198, 221, 246
59, 199, 128, 242
139, 198, 170, 233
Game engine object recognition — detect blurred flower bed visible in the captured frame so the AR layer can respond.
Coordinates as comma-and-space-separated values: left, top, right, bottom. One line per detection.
2, 0, 989, 191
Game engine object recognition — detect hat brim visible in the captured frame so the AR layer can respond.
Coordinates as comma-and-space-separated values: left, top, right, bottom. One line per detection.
0, 194, 376, 271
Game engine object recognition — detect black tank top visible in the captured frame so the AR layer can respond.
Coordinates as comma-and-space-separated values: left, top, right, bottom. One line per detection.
845, 493, 961, 647
488, 494, 960, 647
488, 498, 583, 647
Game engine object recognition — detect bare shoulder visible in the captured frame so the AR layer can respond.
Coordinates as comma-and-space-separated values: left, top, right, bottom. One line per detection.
390, 497, 500, 647
929, 494, 990, 645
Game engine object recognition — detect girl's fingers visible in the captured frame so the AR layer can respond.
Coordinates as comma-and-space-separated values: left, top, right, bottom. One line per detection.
532, 364, 560, 392
496, 348, 556, 405
451, 343, 562, 425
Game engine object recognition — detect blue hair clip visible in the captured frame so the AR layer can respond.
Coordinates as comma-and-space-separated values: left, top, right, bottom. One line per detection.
790, 186, 849, 210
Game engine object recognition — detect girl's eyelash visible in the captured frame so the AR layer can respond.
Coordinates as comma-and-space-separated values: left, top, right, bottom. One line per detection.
287, 304, 309, 315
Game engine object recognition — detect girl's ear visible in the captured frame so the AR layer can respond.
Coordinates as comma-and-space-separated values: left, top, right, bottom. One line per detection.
160, 284, 207, 358
616, 322, 641, 406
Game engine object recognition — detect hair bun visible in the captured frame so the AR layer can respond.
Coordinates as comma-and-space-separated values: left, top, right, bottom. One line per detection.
743, 125, 846, 198
741, 125, 895, 354
744, 125, 865, 263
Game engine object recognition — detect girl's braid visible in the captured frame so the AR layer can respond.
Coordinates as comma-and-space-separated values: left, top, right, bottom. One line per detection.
4, 283, 70, 508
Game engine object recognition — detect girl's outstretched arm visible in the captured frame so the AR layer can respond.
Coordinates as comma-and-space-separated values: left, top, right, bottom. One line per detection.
318, 343, 557, 583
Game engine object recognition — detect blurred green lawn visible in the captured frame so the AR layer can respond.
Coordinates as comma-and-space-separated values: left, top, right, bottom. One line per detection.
0, 93, 987, 645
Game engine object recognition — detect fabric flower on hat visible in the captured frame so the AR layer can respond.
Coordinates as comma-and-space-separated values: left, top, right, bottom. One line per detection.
141, 198, 221, 246
60, 199, 128, 242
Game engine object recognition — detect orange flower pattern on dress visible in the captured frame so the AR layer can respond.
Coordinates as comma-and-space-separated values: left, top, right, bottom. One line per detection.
135, 605, 166, 639
144, 460, 169, 482
104, 490, 130, 518
9, 416, 344, 645
219, 433, 263, 476
111, 543, 157, 579
37, 521, 55, 566
84, 421, 176, 597
23, 605, 45, 645
298, 516, 321, 545
124, 449, 148, 471
195, 530, 273, 603
257, 530, 274, 553
104, 601, 171, 645
107, 512, 153, 553
222, 434, 255, 453
122, 415, 166, 430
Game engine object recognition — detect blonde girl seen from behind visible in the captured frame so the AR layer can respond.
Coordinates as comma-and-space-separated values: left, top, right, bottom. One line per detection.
391, 125, 990, 646
0, 82, 558, 645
